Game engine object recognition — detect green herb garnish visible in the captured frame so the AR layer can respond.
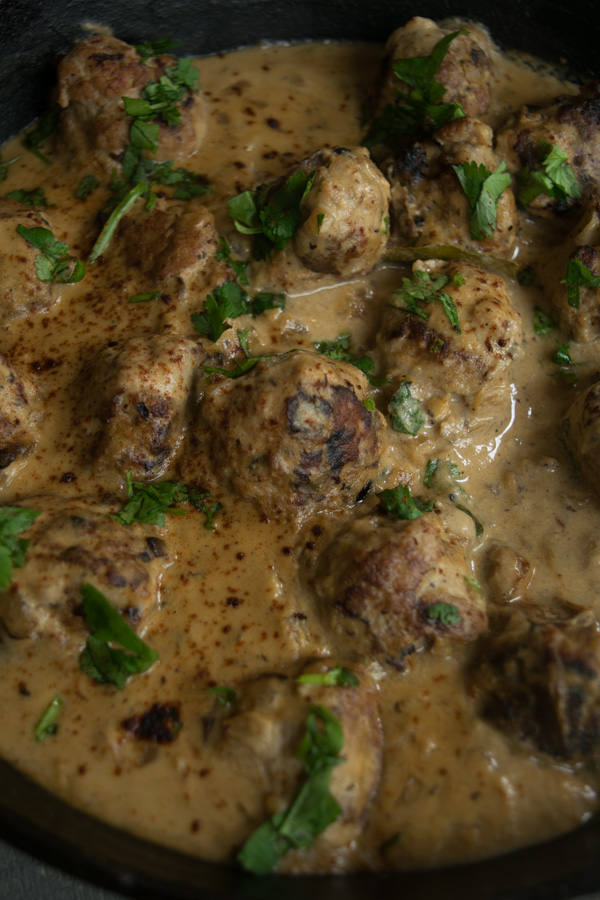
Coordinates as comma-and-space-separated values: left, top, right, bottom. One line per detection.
425, 602, 461, 626
34, 695, 63, 742
191, 280, 250, 342
552, 341, 573, 367
533, 307, 556, 336
74, 175, 100, 200
297, 668, 359, 687
216, 236, 249, 285
78, 583, 158, 690
16, 225, 86, 283
313, 333, 381, 383
113, 473, 188, 527
516, 142, 581, 207
0, 154, 21, 182
455, 503, 484, 536
206, 685, 238, 706
136, 37, 180, 62
561, 258, 600, 309
88, 182, 146, 262
5, 188, 51, 208
376, 484, 435, 520
129, 290, 162, 303
452, 160, 512, 241
394, 269, 461, 332
389, 381, 424, 435
22, 105, 60, 165
0, 507, 40, 590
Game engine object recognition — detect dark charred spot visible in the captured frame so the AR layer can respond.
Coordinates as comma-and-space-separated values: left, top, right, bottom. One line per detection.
146, 536, 168, 559
123, 606, 142, 627
0, 446, 20, 468
60, 472, 77, 483
89, 52, 125, 63
122, 703, 182, 743
136, 401, 151, 421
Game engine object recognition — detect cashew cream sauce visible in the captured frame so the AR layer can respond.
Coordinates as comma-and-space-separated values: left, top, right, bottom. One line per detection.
0, 35, 598, 874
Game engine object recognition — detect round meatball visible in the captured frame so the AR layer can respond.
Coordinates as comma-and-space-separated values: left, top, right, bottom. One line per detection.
377, 260, 521, 439
0, 354, 41, 486
473, 602, 600, 761
496, 82, 600, 213
0, 202, 61, 321
562, 380, 600, 497
0, 500, 169, 642
309, 512, 487, 669
198, 350, 387, 521
207, 661, 382, 869
551, 244, 600, 342
56, 34, 206, 169
292, 147, 390, 277
387, 117, 518, 257
78, 334, 200, 481
375, 18, 493, 125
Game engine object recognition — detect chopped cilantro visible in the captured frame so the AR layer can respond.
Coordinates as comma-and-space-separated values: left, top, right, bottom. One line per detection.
381, 215, 390, 235
191, 280, 250, 342
363, 30, 467, 147
16, 225, 85, 283
78, 583, 158, 690
393, 269, 460, 332
0, 507, 40, 589
423, 457, 461, 490
452, 160, 512, 241
5, 187, 51, 208
389, 381, 424, 435
425, 602, 461, 626
228, 169, 315, 259
455, 503, 484, 536
136, 37, 180, 62
313, 332, 381, 383
0, 154, 21, 182
88, 182, 146, 263
363, 398, 376, 411
123, 58, 200, 154
22, 104, 60, 165
533, 307, 556, 336
250, 291, 286, 316
238, 705, 344, 874
516, 142, 581, 207
113, 473, 189, 527
552, 341, 573, 368
129, 290, 162, 303
34, 695, 63, 742
561, 257, 600, 309
316, 212, 325, 234
74, 175, 100, 201
201, 358, 261, 379
464, 575, 483, 594
376, 483, 435, 520
206, 685, 238, 706
517, 266, 536, 287
216, 236, 249, 285
297, 667, 359, 687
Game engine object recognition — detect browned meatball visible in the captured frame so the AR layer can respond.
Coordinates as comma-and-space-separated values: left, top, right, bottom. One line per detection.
292, 147, 390, 277
387, 118, 518, 257
562, 380, 600, 497
496, 83, 600, 212
56, 34, 206, 169
0, 500, 169, 642
207, 661, 382, 868
377, 260, 521, 441
376, 18, 493, 122
78, 334, 199, 481
0, 354, 41, 486
0, 202, 61, 320
473, 602, 600, 761
309, 512, 486, 668
551, 244, 600, 342
198, 350, 387, 521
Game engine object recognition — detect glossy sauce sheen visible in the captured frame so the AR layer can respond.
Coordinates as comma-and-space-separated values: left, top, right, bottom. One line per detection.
0, 33, 598, 874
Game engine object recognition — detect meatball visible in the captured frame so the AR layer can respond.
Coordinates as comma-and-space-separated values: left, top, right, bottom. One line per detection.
562, 380, 600, 497
292, 147, 390, 277
198, 350, 387, 521
376, 18, 493, 122
377, 260, 521, 439
387, 117, 518, 257
473, 602, 600, 761
496, 82, 600, 212
309, 512, 486, 668
0, 500, 169, 642
0, 202, 61, 321
114, 199, 226, 299
78, 334, 199, 481
0, 354, 41, 486
207, 661, 382, 868
56, 34, 206, 169
551, 244, 600, 342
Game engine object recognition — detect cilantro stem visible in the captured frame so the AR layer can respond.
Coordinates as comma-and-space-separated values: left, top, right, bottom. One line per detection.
88, 182, 146, 263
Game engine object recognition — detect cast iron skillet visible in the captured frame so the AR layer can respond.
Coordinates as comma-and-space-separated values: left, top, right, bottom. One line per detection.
1, 0, 599, 896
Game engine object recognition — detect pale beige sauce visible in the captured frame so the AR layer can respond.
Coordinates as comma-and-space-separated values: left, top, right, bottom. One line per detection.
0, 34, 598, 874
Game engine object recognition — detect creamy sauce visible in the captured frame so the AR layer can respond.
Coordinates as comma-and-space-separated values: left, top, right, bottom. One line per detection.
0, 30, 598, 875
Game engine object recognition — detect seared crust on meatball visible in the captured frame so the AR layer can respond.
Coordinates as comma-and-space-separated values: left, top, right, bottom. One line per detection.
496, 83, 600, 212
309, 512, 486, 668
551, 244, 600, 342
377, 260, 521, 438
207, 661, 382, 864
0, 202, 62, 320
0, 354, 41, 486
562, 380, 600, 497
473, 603, 600, 761
78, 334, 200, 481
198, 350, 387, 521
377, 18, 493, 122
0, 500, 169, 642
56, 34, 206, 169
292, 147, 390, 278
387, 118, 518, 257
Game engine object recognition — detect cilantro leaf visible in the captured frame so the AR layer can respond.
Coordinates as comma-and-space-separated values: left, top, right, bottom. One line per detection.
5, 188, 51, 208
363, 30, 466, 147
88, 182, 146, 263
533, 307, 556, 336
192, 280, 251, 342
423, 457, 462, 490
74, 175, 100, 200
238, 705, 344, 874
389, 381, 424, 435
206, 686, 238, 706
313, 332, 381, 382
34, 695, 63, 742
516, 142, 581, 207
561, 257, 600, 309
376, 484, 434, 520
0, 154, 21, 183
425, 602, 461, 626
22, 104, 60, 165
201, 358, 261, 379
16, 225, 86, 284
455, 503, 484, 536
250, 291, 286, 316
129, 290, 162, 303
453, 160, 512, 241
112, 473, 189, 527
0, 507, 40, 589
78, 583, 158, 690
394, 269, 461, 332
553, 340, 573, 368
297, 667, 359, 687
216, 236, 249, 285
136, 37, 180, 62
